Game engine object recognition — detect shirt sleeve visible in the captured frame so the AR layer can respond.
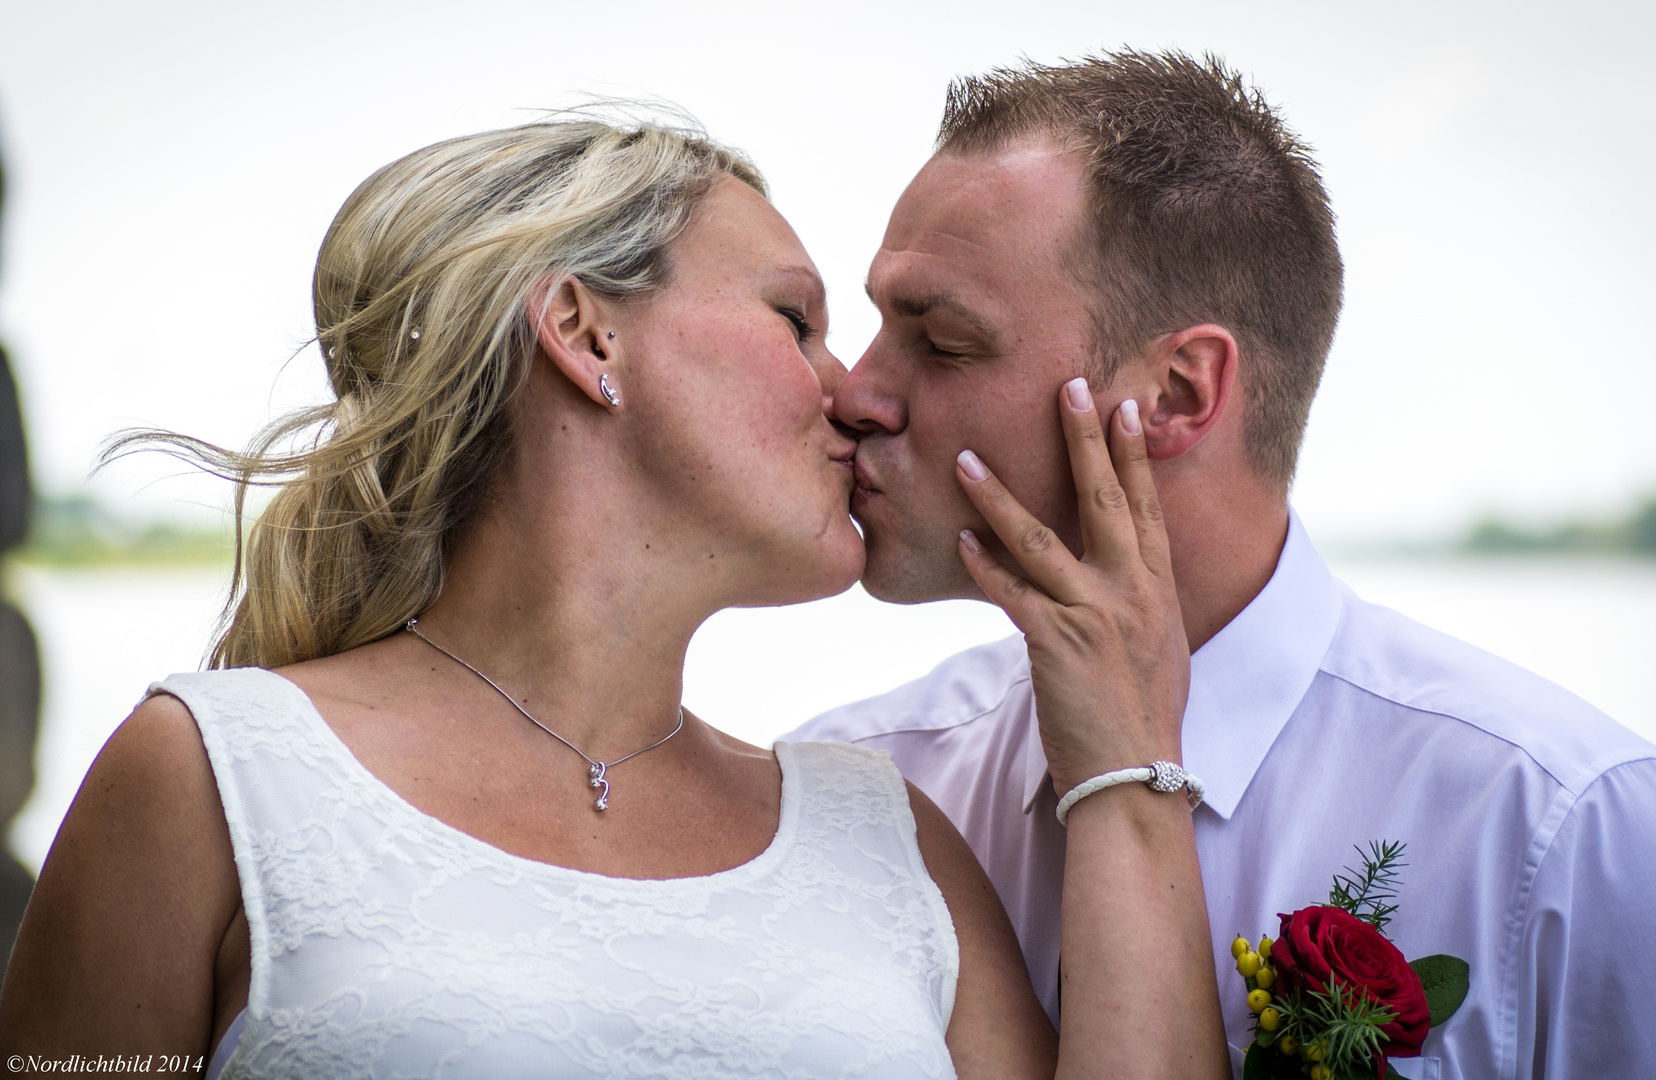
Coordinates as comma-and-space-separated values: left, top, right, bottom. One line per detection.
1516, 757, 1656, 1078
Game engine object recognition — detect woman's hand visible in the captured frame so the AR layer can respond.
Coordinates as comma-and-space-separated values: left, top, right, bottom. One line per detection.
954, 377, 1188, 798
955, 378, 1228, 1079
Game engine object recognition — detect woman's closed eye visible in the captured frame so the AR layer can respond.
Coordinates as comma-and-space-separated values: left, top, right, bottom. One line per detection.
780, 307, 820, 344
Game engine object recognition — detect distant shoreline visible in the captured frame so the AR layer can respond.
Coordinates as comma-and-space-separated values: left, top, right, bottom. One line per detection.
10, 493, 233, 568
7, 492, 1653, 569
1455, 498, 1656, 557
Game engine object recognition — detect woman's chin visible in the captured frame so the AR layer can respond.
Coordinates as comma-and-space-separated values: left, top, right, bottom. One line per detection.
804, 528, 867, 602
746, 526, 865, 608
823, 542, 868, 598
826, 518, 869, 586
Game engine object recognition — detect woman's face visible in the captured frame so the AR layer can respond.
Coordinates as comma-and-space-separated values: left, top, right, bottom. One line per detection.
618, 177, 864, 606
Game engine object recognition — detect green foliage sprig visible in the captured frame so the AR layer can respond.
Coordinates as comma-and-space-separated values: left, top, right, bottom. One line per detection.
1328, 841, 1406, 931
1269, 982, 1396, 1079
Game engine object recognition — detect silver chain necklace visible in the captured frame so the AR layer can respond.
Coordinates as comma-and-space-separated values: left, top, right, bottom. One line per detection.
404, 618, 684, 811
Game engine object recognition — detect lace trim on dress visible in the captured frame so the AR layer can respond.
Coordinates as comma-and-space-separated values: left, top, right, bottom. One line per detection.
154, 668, 959, 1080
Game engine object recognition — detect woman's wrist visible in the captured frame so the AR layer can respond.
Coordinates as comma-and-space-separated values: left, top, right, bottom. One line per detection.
1060, 773, 1199, 837
1054, 759, 1204, 826
1048, 747, 1186, 800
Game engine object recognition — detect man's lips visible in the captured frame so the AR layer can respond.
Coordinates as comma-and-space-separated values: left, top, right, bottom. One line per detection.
852, 458, 880, 496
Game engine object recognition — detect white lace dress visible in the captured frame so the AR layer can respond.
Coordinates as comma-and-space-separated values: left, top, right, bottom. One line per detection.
152, 669, 959, 1080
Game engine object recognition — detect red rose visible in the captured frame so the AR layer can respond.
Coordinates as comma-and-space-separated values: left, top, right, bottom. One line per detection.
1273, 906, 1430, 1065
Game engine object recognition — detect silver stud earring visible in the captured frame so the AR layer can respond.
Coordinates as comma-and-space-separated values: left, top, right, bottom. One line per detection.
607, 331, 616, 340
599, 372, 620, 407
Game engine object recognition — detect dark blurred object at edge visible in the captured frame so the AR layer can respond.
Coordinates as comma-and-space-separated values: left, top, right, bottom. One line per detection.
0, 120, 43, 974
0, 600, 37, 971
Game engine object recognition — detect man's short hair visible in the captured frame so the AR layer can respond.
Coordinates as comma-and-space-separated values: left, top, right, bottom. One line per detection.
938, 50, 1343, 488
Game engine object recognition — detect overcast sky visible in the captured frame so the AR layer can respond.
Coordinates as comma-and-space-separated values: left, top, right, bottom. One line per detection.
0, 0, 1651, 544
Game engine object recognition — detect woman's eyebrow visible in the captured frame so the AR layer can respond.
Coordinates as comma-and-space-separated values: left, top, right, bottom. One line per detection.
763, 263, 826, 301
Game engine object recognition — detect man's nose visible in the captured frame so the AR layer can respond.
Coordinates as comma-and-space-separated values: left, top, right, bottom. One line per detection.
832, 341, 907, 436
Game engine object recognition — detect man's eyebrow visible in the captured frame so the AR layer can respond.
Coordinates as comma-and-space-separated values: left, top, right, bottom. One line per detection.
867, 283, 999, 343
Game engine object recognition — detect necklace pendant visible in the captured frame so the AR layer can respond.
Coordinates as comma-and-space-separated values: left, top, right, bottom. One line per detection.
404, 623, 683, 819
589, 761, 610, 812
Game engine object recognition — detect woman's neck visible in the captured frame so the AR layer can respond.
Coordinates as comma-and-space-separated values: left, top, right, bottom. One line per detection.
413, 480, 726, 761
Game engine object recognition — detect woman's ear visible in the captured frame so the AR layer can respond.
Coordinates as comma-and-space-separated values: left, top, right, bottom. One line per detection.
527, 275, 622, 409
1140, 323, 1238, 461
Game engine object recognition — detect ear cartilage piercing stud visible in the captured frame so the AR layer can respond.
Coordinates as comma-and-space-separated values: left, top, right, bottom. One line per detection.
607, 331, 616, 339
599, 373, 620, 407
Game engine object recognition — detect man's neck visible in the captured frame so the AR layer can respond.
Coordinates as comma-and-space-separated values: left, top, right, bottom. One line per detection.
1161, 485, 1290, 652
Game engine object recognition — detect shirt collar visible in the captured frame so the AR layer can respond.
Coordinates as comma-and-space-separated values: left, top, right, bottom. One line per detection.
1023, 694, 1050, 811
1021, 508, 1343, 817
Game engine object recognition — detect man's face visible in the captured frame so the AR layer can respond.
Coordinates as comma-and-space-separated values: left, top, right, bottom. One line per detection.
838, 142, 1102, 603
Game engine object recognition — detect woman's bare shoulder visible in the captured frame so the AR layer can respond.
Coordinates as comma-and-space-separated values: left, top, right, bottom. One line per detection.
58, 690, 231, 870
904, 781, 994, 902
82, 690, 219, 800
905, 780, 1056, 1080
129, 684, 200, 730
0, 690, 240, 1049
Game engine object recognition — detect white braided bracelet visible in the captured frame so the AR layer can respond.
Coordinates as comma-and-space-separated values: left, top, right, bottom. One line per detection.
1054, 760, 1206, 826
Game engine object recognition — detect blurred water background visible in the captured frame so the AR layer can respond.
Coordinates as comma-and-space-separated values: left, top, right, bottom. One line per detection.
7, 536, 1655, 875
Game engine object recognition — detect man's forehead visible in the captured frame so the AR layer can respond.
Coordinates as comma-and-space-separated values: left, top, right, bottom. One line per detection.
869, 144, 1087, 306
887, 145, 1085, 242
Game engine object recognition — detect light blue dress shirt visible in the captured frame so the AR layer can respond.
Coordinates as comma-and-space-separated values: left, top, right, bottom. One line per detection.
789, 511, 1656, 1079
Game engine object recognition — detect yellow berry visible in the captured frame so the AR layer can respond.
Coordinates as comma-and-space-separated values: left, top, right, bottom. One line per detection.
1255, 964, 1275, 990
1305, 1042, 1324, 1062
1258, 936, 1273, 959
1259, 1007, 1281, 1032
1231, 936, 1250, 959
1278, 1034, 1298, 1055
1236, 951, 1262, 978
1310, 1066, 1329, 1080
1247, 988, 1272, 1013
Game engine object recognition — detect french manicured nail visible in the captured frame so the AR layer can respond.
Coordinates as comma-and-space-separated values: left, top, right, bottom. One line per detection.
957, 449, 989, 482
959, 529, 984, 554
1119, 398, 1142, 436
1066, 377, 1092, 411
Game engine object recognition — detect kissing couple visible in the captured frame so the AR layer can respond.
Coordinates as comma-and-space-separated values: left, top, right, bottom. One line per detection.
4, 49, 1652, 1080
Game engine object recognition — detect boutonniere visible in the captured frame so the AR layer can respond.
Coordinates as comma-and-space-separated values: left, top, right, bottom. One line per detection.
1233, 842, 1469, 1080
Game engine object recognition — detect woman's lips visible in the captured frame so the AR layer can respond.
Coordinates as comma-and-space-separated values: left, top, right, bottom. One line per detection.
827, 451, 856, 497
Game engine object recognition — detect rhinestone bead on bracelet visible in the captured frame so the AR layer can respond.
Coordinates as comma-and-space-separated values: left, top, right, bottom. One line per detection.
1054, 760, 1206, 826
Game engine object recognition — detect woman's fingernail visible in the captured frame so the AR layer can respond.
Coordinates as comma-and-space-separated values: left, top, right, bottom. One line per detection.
1119, 398, 1142, 436
959, 529, 984, 554
957, 449, 989, 482
1066, 377, 1092, 411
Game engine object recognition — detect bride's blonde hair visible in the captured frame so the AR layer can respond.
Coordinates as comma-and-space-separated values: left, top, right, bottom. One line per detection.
111, 116, 764, 669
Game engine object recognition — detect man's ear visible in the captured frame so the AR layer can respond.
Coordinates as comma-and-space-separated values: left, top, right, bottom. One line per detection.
1140, 323, 1237, 461
527, 275, 620, 409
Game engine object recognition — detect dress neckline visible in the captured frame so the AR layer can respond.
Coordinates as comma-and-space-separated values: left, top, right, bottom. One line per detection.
252, 667, 800, 891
